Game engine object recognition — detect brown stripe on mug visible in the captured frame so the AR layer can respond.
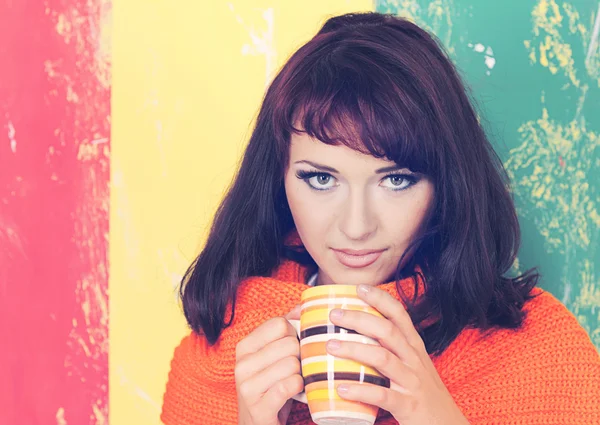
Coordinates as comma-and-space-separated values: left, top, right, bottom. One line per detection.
305, 379, 372, 392
303, 372, 391, 387
300, 325, 358, 339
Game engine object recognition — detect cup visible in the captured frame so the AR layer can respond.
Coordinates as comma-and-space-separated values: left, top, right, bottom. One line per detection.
287, 284, 389, 425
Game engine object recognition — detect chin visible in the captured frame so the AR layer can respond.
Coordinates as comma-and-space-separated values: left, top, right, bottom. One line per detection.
326, 268, 380, 286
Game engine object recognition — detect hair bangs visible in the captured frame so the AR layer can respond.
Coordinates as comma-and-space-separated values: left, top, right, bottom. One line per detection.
273, 48, 437, 176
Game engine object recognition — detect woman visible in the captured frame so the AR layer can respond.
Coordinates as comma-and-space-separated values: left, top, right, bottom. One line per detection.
161, 12, 600, 425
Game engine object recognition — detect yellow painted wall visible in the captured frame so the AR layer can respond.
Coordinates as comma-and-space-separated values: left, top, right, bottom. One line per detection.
110, 1, 373, 424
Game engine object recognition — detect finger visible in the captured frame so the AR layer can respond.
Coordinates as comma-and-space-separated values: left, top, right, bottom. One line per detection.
356, 285, 425, 350
239, 355, 302, 404
235, 335, 299, 384
325, 340, 419, 392
236, 317, 296, 361
329, 308, 421, 366
335, 382, 410, 415
260, 371, 304, 415
285, 304, 302, 320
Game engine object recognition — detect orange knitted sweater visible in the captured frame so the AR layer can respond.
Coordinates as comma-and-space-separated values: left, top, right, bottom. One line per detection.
161, 259, 600, 425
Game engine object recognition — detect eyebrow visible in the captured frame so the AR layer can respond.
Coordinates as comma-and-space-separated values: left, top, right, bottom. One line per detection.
294, 160, 405, 174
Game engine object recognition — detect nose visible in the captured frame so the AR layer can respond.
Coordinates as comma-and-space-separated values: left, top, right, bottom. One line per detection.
338, 189, 377, 241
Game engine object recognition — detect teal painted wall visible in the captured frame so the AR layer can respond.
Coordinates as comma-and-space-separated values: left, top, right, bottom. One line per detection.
377, 0, 600, 347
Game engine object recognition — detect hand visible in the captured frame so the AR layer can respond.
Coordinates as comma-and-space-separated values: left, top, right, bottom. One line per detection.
325, 285, 470, 425
235, 304, 304, 425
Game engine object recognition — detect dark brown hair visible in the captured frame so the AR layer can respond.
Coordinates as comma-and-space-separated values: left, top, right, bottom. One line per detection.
180, 12, 539, 355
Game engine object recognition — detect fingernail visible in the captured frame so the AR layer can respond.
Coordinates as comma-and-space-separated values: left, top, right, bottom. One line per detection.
330, 309, 343, 319
358, 284, 371, 295
337, 384, 349, 394
327, 340, 341, 350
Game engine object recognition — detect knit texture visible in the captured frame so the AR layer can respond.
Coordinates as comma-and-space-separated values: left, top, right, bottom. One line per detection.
161, 259, 600, 425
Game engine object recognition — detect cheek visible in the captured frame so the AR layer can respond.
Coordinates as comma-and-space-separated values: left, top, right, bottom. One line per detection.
285, 183, 334, 253
414, 184, 436, 231
285, 178, 324, 231
288, 194, 328, 233
383, 188, 434, 246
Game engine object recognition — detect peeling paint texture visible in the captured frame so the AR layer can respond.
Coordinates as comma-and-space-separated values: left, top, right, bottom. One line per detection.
377, 0, 599, 347
0, 0, 111, 423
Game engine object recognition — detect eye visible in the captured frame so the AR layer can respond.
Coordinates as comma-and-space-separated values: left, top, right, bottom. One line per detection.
295, 170, 337, 191
380, 174, 418, 191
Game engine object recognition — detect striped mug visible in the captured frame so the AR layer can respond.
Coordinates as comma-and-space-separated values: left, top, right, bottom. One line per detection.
287, 284, 390, 425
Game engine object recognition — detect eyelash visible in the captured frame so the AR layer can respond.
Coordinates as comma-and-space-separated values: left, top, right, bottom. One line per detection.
295, 169, 419, 192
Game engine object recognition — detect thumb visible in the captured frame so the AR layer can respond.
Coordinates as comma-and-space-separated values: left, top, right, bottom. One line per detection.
284, 304, 301, 320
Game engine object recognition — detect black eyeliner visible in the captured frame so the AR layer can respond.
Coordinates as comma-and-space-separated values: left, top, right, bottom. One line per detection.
295, 169, 420, 191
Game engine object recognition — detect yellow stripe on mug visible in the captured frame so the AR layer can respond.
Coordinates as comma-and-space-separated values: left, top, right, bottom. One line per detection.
301, 284, 360, 302
307, 389, 345, 402
301, 306, 383, 325
302, 359, 384, 378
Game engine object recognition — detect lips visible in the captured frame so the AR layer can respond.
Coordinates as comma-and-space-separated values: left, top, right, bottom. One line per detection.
332, 248, 385, 268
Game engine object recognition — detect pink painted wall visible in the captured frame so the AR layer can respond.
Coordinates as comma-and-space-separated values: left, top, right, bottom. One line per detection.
0, 0, 110, 423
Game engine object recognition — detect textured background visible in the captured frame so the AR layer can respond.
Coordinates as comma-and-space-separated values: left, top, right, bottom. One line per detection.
0, 1, 597, 424
0, 0, 110, 423
376, 0, 599, 346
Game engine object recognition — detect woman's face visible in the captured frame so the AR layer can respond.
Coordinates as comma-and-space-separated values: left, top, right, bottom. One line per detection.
284, 132, 435, 286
